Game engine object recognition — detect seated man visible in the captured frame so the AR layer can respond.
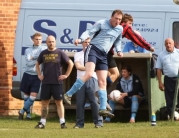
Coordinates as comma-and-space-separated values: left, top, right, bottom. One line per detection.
104, 65, 145, 123
123, 31, 149, 53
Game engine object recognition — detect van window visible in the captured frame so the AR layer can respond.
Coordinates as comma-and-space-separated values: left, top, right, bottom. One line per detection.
173, 22, 179, 48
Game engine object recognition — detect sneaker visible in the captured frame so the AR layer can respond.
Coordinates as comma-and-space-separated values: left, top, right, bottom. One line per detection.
129, 118, 135, 123
84, 103, 91, 108
73, 125, 83, 129
106, 103, 112, 111
25, 116, 32, 120
98, 110, 114, 118
103, 120, 110, 123
95, 124, 102, 128
18, 110, 24, 120
63, 94, 71, 105
61, 123, 67, 129
35, 122, 45, 129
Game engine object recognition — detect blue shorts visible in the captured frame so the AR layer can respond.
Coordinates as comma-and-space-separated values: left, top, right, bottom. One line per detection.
20, 72, 41, 95
40, 84, 63, 100
84, 45, 108, 70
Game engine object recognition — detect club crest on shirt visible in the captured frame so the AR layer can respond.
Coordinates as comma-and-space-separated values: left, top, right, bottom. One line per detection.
135, 80, 139, 83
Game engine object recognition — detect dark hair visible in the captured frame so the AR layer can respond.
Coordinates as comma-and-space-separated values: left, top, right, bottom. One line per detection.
111, 9, 123, 17
121, 65, 132, 75
121, 13, 133, 23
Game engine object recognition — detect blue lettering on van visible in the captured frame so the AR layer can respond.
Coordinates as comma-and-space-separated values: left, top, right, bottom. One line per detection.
33, 19, 57, 43
60, 29, 73, 44
78, 21, 95, 38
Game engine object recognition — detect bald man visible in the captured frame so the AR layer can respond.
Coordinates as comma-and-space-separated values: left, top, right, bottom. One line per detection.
35, 35, 74, 129
156, 38, 179, 120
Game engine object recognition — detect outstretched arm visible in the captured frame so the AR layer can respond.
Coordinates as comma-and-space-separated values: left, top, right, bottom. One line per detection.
122, 24, 154, 52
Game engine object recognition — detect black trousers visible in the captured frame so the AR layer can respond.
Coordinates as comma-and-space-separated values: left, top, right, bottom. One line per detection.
164, 76, 178, 116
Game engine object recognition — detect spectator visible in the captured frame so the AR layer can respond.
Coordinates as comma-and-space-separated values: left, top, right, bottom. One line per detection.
104, 65, 145, 123
73, 38, 103, 128
156, 38, 179, 120
18, 32, 46, 120
35, 35, 74, 129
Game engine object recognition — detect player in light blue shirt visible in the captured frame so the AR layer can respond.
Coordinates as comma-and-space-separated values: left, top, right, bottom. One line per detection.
18, 33, 46, 120
64, 9, 124, 118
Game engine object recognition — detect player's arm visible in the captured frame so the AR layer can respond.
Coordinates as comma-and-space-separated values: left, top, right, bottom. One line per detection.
74, 53, 85, 71
114, 32, 123, 57
74, 21, 101, 45
64, 59, 74, 77
124, 26, 154, 52
25, 49, 37, 66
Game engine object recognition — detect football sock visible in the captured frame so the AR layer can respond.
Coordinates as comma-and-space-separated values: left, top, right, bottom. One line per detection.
60, 118, 65, 124
22, 96, 36, 114
66, 78, 84, 96
131, 96, 139, 119
105, 100, 116, 122
20, 95, 29, 114
98, 90, 107, 110
40, 118, 46, 125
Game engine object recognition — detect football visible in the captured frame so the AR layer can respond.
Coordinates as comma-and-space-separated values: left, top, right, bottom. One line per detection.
174, 111, 179, 120
109, 90, 121, 101
173, 0, 179, 5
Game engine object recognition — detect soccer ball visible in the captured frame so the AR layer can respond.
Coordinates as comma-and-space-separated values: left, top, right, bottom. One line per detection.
109, 90, 121, 101
173, 0, 179, 5
174, 111, 179, 120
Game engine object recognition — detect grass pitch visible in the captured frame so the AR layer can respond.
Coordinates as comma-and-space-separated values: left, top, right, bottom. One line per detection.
0, 115, 179, 138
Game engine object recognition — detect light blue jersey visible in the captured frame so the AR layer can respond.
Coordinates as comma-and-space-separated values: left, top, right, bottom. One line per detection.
155, 48, 179, 77
24, 45, 47, 75
80, 19, 123, 53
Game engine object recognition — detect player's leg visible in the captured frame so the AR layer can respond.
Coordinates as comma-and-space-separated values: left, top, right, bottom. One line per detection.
35, 84, 51, 129
64, 45, 96, 105
64, 62, 95, 105
86, 77, 103, 128
130, 95, 142, 123
107, 52, 119, 87
25, 75, 41, 119
19, 74, 40, 120
52, 84, 67, 129
74, 84, 86, 128
96, 70, 114, 118
104, 98, 125, 122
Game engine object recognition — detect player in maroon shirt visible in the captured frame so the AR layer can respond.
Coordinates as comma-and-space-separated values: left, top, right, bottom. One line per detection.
107, 14, 155, 87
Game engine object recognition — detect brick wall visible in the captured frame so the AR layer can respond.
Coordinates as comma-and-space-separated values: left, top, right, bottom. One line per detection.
0, 0, 41, 116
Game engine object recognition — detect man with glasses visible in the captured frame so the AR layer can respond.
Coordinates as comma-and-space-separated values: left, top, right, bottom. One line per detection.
18, 32, 46, 120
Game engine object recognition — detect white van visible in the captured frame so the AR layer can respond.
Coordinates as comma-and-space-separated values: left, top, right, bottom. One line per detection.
12, 0, 179, 101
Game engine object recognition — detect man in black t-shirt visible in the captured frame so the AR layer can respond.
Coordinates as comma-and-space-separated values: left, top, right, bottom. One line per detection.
35, 35, 74, 129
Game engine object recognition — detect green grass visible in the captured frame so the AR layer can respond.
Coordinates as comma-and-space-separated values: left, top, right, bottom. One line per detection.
0, 112, 179, 138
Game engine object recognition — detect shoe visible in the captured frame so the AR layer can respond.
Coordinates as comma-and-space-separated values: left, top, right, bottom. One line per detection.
18, 110, 24, 120
98, 110, 114, 118
73, 125, 83, 129
129, 118, 135, 123
63, 94, 71, 105
84, 103, 91, 108
106, 103, 112, 111
35, 122, 45, 129
25, 116, 32, 120
61, 123, 67, 129
95, 124, 102, 128
103, 120, 110, 123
